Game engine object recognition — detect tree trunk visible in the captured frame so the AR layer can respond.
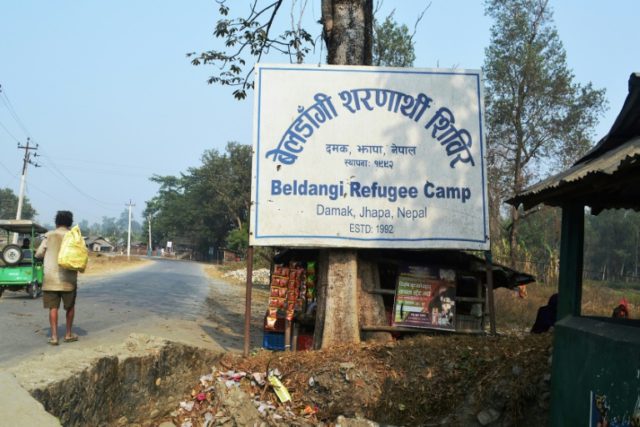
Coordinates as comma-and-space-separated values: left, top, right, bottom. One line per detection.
313, 250, 330, 349
358, 258, 392, 342
322, 0, 373, 66
509, 205, 520, 268
318, 249, 360, 347
314, 0, 373, 349
509, 77, 526, 268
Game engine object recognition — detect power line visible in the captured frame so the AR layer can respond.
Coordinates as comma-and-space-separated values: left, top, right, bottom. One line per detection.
39, 154, 157, 172
37, 147, 122, 210
0, 119, 21, 143
37, 155, 153, 178
41, 160, 121, 209
0, 158, 18, 179
0, 84, 31, 137
24, 180, 63, 204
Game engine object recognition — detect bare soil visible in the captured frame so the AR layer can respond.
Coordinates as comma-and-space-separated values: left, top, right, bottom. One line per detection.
164, 265, 554, 427
161, 332, 553, 426
7, 260, 554, 426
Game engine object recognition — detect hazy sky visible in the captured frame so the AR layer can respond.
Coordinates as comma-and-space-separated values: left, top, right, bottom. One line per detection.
0, 1, 638, 225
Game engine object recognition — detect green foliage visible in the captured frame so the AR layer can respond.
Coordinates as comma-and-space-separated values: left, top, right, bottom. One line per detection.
144, 142, 252, 259
225, 223, 249, 255
485, 0, 606, 187
190, 1, 420, 97
372, 12, 415, 67
0, 187, 36, 220
80, 211, 144, 246
255, 246, 275, 269
499, 207, 640, 287
585, 209, 640, 281
484, 0, 607, 261
187, 0, 314, 99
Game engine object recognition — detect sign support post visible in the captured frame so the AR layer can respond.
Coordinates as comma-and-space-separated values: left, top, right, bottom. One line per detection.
484, 250, 496, 335
243, 246, 254, 357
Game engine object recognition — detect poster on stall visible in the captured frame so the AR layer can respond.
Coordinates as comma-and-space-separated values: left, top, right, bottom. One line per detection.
392, 265, 456, 330
250, 63, 489, 250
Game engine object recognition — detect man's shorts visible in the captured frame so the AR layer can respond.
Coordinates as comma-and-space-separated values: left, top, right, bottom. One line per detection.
43, 290, 77, 310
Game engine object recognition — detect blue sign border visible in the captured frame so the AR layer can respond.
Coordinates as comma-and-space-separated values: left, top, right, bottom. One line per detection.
253, 65, 488, 246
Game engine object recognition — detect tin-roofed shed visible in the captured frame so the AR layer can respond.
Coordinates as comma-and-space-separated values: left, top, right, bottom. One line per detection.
508, 73, 640, 426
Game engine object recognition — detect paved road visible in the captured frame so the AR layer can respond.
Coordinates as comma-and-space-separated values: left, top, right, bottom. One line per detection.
0, 259, 265, 366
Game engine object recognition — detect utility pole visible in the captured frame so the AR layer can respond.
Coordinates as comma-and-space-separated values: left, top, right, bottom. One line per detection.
13, 138, 39, 243
147, 215, 152, 257
125, 200, 135, 259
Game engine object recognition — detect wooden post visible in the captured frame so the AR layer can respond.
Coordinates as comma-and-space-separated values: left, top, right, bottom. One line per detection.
557, 204, 584, 319
284, 319, 292, 352
477, 277, 485, 331
484, 250, 497, 335
292, 323, 299, 352
243, 246, 254, 357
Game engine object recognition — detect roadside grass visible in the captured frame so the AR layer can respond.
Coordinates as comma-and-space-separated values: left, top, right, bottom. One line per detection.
495, 279, 640, 332
202, 264, 229, 282
83, 253, 148, 276
214, 261, 247, 273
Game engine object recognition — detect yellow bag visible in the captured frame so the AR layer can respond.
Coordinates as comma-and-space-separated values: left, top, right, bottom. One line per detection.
58, 225, 88, 273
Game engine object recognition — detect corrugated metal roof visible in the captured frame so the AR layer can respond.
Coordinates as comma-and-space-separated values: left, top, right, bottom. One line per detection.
579, 72, 640, 163
508, 136, 640, 211
508, 73, 640, 212
0, 220, 48, 234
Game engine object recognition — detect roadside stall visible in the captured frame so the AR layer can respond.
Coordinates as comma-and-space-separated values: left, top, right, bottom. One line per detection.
261, 248, 534, 351
262, 253, 318, 351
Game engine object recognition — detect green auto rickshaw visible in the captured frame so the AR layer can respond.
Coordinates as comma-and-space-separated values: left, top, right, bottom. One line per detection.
0, 220, 48, 298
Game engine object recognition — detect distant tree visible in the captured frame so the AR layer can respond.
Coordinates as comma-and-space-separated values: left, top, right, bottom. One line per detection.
187, 142, 252, 230
484, 0, 606, 265
0, 188, 36, 220
89, 222, 102, 237
144, 143, 253, 258
226, 223, 249, 255
372, 8, 424, 67
512, 206, 561, 282
117, 209, 143, 241
585, 210, 640, 281
99, 216, 120, 243
78, 219, 90, 233
145, 175, 189, 246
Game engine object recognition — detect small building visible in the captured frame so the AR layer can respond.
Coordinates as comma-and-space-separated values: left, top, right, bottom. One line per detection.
84, 236, 115, 253
222, 249, 242, 263
508, 73, 640, 426
131, 241, 148, 255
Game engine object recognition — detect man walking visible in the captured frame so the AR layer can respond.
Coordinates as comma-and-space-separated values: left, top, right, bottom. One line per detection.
35, 210, 78, 345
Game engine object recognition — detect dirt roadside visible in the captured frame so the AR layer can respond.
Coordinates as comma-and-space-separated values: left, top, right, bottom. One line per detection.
160, 265, 554, 427
4, 259, 554, 426
5, 258, 268, 390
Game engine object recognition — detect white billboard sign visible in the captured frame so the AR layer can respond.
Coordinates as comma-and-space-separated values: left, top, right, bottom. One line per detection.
250, 64, 489, 250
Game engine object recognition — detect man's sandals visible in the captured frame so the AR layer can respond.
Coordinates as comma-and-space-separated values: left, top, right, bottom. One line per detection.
48, 335, 78, 345
63, 335, 78, 343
